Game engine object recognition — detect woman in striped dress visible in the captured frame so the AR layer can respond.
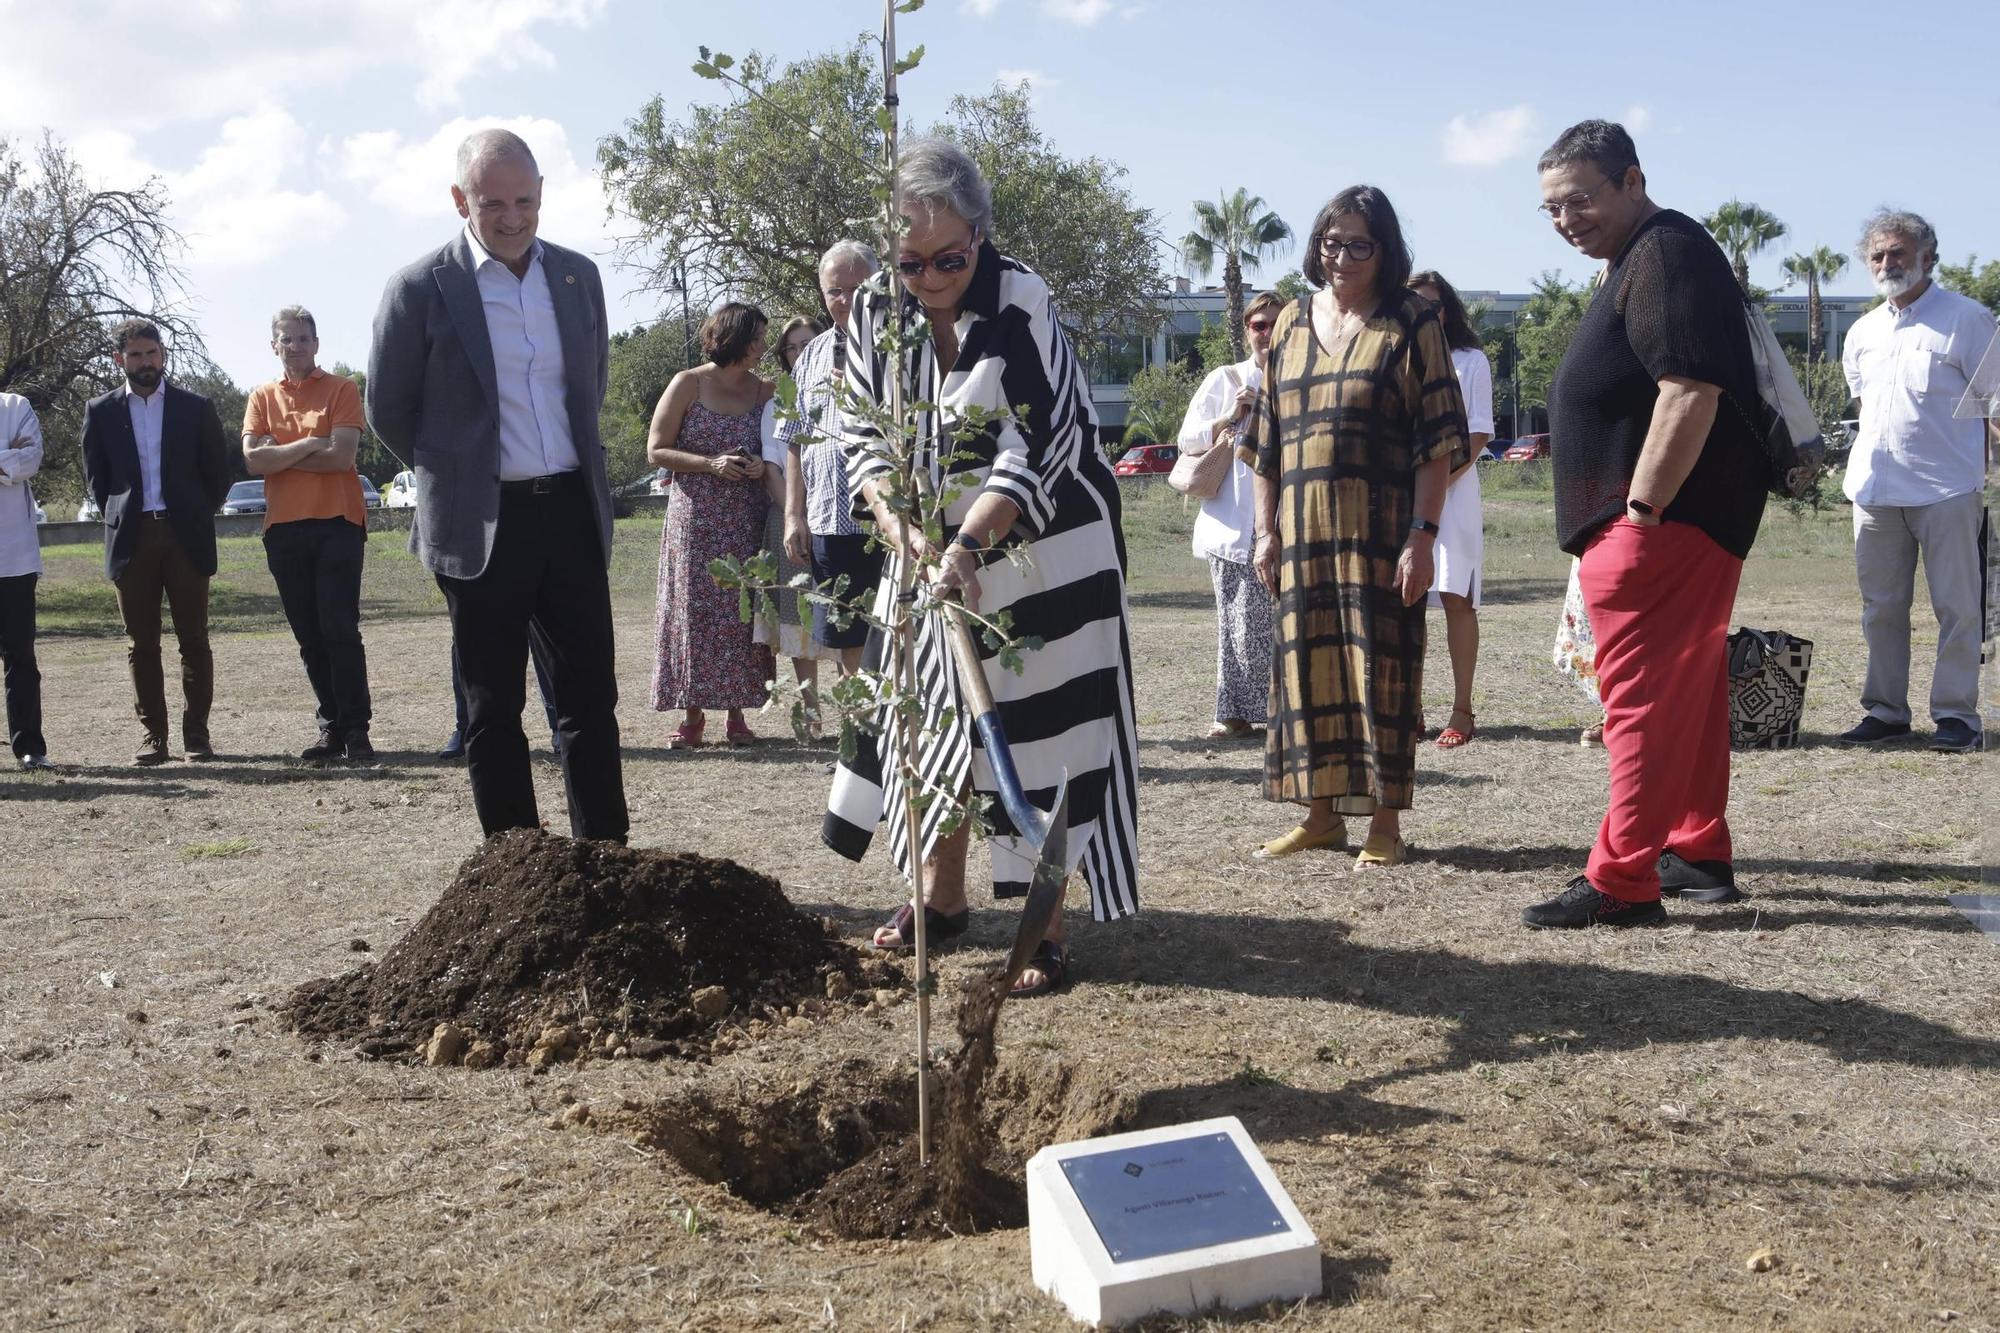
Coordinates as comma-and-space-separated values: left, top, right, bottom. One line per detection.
820, 138, 1139, 998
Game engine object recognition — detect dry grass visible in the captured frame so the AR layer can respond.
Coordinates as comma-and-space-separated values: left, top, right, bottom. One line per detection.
0, 494, 1994, 1331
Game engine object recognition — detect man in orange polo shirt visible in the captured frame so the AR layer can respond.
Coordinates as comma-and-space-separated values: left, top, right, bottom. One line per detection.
243, 305, 375, 762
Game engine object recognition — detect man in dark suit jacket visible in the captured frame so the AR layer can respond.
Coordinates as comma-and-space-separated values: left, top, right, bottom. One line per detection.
80, 319, 232, 765
366, 129, 628, 843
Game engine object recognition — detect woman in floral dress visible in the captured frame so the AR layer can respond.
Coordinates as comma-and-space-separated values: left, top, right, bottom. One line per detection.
647, 303, 774, 747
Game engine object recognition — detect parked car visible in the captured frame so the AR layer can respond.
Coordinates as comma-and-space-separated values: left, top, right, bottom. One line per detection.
383, 469, 418, 508
1482, 438, 1513, 461
1502, 433, 1550, 461
1111, 442, 1179, 477
220, 479, 266, 515
648, 467, 671, 496
77, 496, 101, 522
358, 476, 382, 509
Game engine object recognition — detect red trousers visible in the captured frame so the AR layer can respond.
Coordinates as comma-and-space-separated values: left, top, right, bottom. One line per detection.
1578, 519, 1744, 902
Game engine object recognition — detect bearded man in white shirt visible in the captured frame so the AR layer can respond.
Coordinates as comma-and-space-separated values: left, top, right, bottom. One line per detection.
1837, 208, 1996, 754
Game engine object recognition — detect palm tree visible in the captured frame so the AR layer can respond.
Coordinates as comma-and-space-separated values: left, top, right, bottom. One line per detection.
1181, 189, 1293, 361
1779, 245, 1850, 363
1703, 199, 1788, 295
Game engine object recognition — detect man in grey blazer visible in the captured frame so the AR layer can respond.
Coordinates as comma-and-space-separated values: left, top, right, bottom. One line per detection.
367, 129, 628, 843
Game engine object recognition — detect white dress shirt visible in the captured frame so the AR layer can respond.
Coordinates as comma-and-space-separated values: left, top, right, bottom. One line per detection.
1179, 358, 1261, 563
466, 227, 579, 481
0, 393, 45, 578
125, 382, 167, 512
776, 329, 862, 536
1841, 281, 1997, 507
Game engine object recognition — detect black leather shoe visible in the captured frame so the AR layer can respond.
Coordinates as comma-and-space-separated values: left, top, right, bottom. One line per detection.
134, 734, 170, 766
1523, 875, 1667, 929
437, 730, 466, 761
1659, 851, 1746, 903
183, 734, 214, 760
1930, 719, 1983, 753
342, 731, 377, 763
18, 754, 53, 771
1836, 716, 1911, 745
301, 728, 342, 762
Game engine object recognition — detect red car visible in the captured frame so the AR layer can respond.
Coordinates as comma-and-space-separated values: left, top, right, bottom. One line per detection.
1112, 442, 1179, 476
1502, 433, 1550, 461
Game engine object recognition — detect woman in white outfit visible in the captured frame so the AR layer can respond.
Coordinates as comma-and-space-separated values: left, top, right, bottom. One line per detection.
1176, 292, 1282, 739
1409, 272, 1492, 747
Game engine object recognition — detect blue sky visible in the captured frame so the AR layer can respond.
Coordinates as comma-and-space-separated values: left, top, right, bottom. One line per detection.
2, 0, 1993, 388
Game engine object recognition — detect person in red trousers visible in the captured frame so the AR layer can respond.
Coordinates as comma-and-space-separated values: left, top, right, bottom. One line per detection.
1523, 119, 1766, 929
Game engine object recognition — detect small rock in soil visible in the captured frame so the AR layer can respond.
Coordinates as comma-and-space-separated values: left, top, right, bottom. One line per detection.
690, 986, 730, 1020
424, 1024, 467, 1067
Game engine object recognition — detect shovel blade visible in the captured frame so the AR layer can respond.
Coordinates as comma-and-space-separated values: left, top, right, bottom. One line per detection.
1001, 776, 1069, 990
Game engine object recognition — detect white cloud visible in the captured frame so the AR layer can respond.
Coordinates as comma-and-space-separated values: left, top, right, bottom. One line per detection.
996, 68, 1061, 90
1041, 0, 1114, 25
1624, 105, 1654, 134
337, 116, 609, 256
1441, 105, 1540, 168
962, 0, 1004, 15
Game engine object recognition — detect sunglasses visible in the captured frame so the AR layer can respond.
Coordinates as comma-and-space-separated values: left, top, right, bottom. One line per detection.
896, 230, 981, 278
1245, 319, 1275, 333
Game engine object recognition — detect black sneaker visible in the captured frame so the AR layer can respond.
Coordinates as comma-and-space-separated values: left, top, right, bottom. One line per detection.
1658, 851, 1746, 904
1522, 876, 1667, 929
301, 728, 343, 762
437, 730, 466, 761
1836, 716, 1911, 745
1930, 719, 1982, 753
342, 731, 377, 763
183, 733, 214, 760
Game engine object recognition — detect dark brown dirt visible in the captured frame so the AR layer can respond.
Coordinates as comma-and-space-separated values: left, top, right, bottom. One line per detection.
597, 974, 1138, 1242
281, 829, 898, 1065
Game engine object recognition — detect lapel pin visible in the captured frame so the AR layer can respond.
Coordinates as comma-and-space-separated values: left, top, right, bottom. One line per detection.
565, 274, 576, 285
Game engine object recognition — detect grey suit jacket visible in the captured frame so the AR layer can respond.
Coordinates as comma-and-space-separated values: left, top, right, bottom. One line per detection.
365, 231, 614, 580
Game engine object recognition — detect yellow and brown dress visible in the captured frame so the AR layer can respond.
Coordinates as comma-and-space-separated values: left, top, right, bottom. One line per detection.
1246, 289, 1469, 813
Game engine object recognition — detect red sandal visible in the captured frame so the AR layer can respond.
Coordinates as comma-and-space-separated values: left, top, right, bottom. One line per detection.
1435, 708, 1476, 749
667, 717, 705, 749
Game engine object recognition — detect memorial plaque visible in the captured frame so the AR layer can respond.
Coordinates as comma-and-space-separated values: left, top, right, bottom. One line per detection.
1059, 1131, 1288, 1263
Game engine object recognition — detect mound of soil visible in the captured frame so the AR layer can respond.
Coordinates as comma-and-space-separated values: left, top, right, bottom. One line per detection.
282, 830, 899, 1066
590, 981, 1136, 1241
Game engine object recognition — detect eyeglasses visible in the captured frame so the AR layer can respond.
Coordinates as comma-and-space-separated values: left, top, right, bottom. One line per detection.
1538, 177, 1617, 220
896, 230, 981, 278
1244, 319, 1275, 333
1316, 236, 1377, 261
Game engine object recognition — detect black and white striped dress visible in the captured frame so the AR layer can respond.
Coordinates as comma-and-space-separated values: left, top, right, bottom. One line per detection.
820, 244, 1141, 922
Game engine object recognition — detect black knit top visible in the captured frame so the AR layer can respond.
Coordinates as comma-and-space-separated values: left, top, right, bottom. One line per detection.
1549, 209, 1766, 558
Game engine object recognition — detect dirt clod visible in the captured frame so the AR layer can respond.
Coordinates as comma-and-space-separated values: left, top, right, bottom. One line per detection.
423, 1024, 467, 1067
282, 830, 884, 1065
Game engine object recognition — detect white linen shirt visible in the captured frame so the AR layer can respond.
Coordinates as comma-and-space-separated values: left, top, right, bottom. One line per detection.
776, 329, 861, 536
1179, 358, 1261, 564
1840, 281, 1997, 507
125, 382, 167, 512
0, 393, 45, 578
465, 227, 579, 481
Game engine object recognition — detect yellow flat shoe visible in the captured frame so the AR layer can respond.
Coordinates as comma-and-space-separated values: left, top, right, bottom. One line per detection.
1252, 823, 1347, 860
1353, 833, 1406, 869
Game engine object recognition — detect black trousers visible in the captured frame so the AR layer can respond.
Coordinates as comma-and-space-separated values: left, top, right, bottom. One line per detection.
0, 572, 44, 759
436, 474, 628, 843
264, 517, 371, 734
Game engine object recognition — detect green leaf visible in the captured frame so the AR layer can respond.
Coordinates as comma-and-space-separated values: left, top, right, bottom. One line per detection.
896, 0, 925, 12
893, 45, 925, 76
713, 53, 734, 70
692, 62, 719, 80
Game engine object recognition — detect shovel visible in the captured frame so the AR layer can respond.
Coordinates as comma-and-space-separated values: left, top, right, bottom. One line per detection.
939, 600, 1070, 990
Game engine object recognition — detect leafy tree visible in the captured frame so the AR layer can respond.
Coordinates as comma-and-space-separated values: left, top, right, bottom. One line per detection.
1195, 317, 1235, 374
1513, 272, 1592, 414
327, 364, 403, 484
176, 367, 251, 484
1939, 255, 2000, 316
933, 86, 1162, 358
1703, 199, 1788, 295
599, 44, 881, 324
600, 46, 1162, 359
1270, 272, 1311, 303
0, 132, 203, 504
1120, 361, 1200, 448
1179, 188, 1291, 361
601, 318, 702, 489
1779, 245, 1848, 362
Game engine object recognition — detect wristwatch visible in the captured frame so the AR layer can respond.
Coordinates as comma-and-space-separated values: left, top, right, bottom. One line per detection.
1409, 517, 1441, 536
951, 530, 984, 554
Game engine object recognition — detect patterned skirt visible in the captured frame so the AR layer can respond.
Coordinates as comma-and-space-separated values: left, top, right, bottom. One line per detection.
1209, 556, 1272, 724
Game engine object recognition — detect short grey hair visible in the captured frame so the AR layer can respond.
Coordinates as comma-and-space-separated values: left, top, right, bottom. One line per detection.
896, 137, 994, 240
1858, 208, 1938, 263
270, 305, 316, 338
818, 240, 880, 280
455, 129, 539, 193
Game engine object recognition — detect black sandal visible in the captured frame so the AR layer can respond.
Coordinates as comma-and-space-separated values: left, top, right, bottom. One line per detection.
871, 901, 971, 954
1008, 939, 1070, 999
